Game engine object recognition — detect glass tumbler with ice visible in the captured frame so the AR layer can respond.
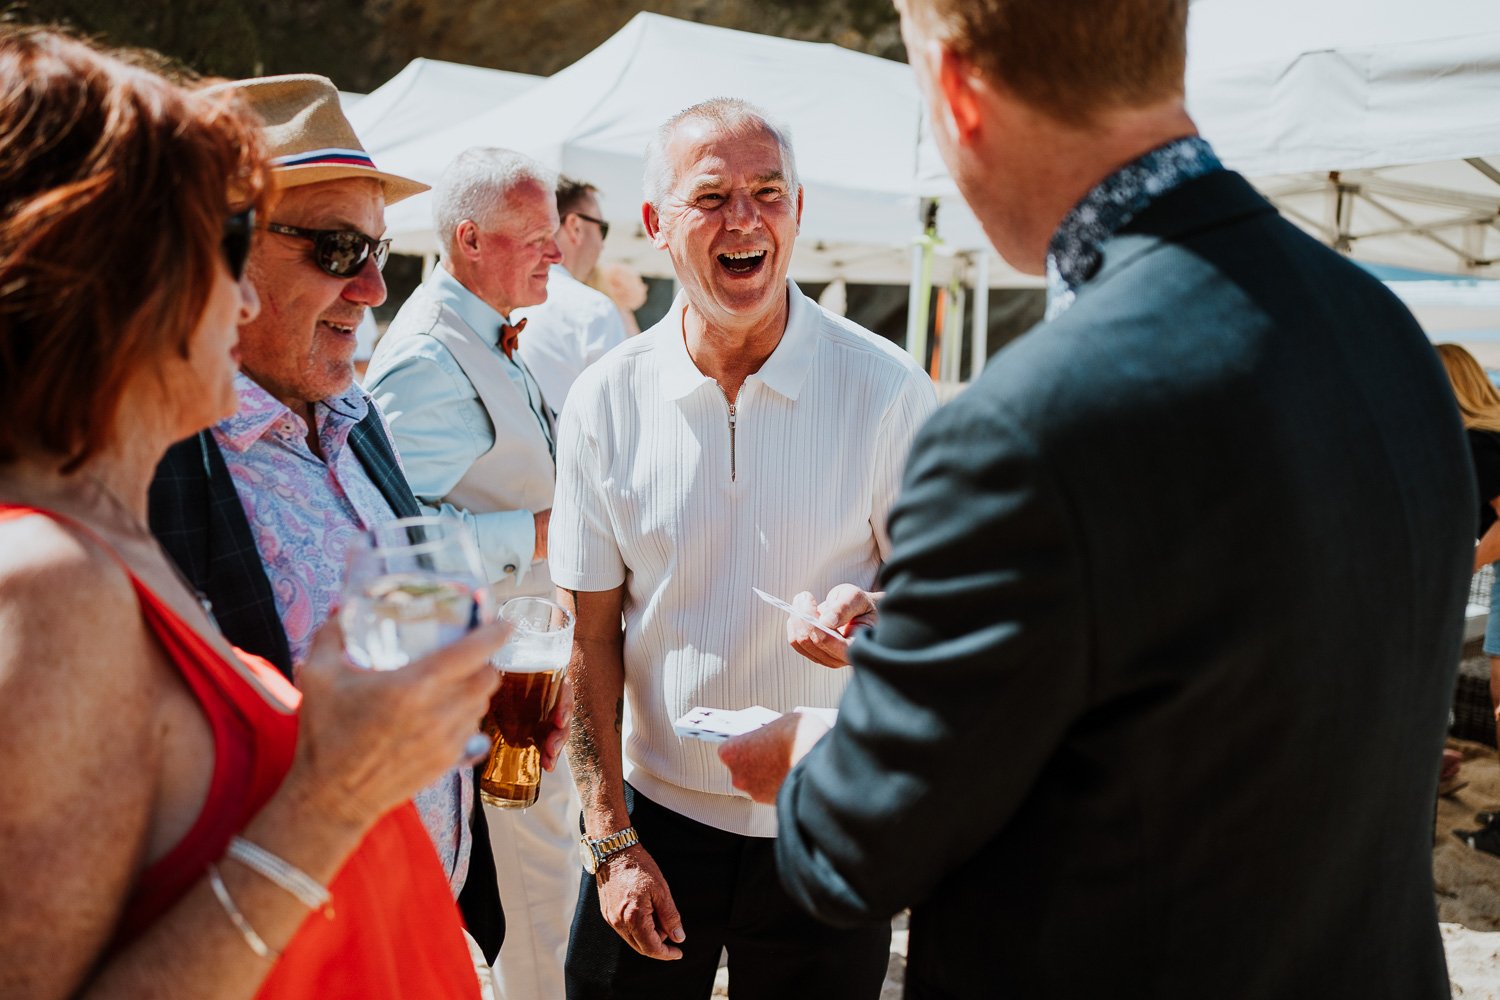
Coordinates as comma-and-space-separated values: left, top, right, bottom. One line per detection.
340, 515, 489, 671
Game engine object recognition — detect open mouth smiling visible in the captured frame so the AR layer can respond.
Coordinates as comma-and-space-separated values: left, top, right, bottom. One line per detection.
717, 249, 766, 276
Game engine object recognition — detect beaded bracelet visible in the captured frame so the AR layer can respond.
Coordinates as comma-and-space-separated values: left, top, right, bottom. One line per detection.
227, 836, 335, 920
207, 863, 278, 960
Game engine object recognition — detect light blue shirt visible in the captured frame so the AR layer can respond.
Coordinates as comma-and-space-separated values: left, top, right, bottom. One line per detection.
364, 264, 553, 585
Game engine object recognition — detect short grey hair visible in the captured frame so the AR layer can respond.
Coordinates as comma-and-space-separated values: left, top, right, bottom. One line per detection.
641, 98, 799, 211
433, 148, 558, 256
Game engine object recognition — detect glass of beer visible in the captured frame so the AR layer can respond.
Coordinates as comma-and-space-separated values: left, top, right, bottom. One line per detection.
340, 516, 489, 671
480, 597, 573, 809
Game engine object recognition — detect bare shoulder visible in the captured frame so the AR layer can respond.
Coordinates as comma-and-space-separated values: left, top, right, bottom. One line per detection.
0, 512, 161, 730
0, 514, 166, 990
0, 512, 164, 731
0, 512, 138, 636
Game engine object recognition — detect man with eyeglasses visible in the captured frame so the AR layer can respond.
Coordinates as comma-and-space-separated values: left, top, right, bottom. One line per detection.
364, 147, 580, 1000
147, 75, 516, 996
514, 176, 629, 414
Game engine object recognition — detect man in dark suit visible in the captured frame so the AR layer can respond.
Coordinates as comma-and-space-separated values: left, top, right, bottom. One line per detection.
146, 74, 512, 971
719, 1, 1476, 996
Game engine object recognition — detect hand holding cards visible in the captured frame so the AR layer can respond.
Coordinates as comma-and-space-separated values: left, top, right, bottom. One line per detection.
752, 587, 845, 640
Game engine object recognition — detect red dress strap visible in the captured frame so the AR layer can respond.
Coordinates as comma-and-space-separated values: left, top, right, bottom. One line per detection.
0, 505, 479, 999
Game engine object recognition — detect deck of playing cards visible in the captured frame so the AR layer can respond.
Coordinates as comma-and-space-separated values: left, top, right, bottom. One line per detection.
673, 705, 841, 743
673, 705, 782, 742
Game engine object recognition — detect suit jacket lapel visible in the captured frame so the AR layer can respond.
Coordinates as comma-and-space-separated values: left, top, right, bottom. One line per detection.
348, 409, 422, 519
148, 430, 294, 679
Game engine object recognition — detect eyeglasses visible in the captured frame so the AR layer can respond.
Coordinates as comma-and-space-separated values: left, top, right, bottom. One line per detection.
571, 212, 610, 240
265, 222, 391, 278
221, 207, 255, 280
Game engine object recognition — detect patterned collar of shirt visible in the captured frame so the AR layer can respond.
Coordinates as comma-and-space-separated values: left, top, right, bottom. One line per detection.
213, 373, 392, 662
1044, 135, 1222, 320
212, 373, 472, 895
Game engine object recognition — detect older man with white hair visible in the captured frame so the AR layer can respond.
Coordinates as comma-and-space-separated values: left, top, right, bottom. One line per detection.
550, 99, 937, 999
365, 148, 578, 1000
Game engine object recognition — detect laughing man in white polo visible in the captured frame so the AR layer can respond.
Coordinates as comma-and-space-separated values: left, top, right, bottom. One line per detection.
550, 98, 937, 1000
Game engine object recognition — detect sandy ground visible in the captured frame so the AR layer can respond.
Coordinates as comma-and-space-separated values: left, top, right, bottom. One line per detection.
1438, 739, 1500, 998
709, 743, 1500, 998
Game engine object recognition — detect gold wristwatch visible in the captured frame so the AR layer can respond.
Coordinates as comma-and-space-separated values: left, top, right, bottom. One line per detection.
579, 826, 640, 875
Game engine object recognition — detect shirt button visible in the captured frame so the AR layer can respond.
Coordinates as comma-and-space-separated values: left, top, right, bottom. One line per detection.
504, 564, 517, 574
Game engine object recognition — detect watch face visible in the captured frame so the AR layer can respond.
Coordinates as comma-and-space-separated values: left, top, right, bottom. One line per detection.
580, 839, 598, 875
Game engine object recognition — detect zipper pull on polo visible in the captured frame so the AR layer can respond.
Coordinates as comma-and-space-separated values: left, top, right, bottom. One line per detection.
727, 399, 737, 482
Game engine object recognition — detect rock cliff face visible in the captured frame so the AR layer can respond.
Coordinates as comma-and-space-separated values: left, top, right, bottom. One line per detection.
10, 0, 902, 91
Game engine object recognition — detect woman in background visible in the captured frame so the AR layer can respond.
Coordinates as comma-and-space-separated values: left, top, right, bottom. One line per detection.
1436, 342, 1500, 852
0, 28, 505, 999
588, 260, 649, 336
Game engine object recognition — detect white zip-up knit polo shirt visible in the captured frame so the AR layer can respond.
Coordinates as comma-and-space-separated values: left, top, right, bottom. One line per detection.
551, 281, 937, 836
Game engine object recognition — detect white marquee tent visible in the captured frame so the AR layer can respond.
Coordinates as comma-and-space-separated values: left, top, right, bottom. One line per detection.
349, 58, 541, 158
1185, 0, 1500, 277
358, 3, 1500, 371
370, 13, 1011, 289
912, 0, 1500, 279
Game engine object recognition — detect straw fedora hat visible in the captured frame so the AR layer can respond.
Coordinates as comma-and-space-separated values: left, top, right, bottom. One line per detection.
205, 73, 428, 205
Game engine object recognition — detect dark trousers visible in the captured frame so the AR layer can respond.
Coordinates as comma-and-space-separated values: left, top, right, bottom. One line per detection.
565, 785, 891, 1000
458, 766, 504, 962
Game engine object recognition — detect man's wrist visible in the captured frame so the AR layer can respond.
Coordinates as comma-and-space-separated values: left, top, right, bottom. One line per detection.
579, 824, 639, 874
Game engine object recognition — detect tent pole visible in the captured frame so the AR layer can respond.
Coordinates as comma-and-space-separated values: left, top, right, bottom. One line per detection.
970, 253, 990, 381
905, 226, 925, 359
942, 279, 965, 384
906, 199, 939, 367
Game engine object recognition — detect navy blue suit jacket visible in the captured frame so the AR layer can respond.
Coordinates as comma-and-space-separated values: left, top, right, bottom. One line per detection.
148, 409, 506, 962
775, 171, 1474, 998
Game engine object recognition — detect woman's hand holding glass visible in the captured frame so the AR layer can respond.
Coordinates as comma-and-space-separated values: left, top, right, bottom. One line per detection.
280, 516, 506, 832
285, 612, 508, 832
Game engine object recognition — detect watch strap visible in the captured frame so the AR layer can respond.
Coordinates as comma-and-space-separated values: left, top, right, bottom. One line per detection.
583, 825, 639, 871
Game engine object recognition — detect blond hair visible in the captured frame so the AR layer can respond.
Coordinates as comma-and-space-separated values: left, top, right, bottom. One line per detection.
1436, 343, 1500, 434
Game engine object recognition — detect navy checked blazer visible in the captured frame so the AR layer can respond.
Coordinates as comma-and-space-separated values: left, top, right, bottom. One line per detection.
148, 410, 420, 680
147, 410, 507, 962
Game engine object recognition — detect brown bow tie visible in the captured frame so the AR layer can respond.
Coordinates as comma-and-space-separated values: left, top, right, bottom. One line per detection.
499, 317, 527, 359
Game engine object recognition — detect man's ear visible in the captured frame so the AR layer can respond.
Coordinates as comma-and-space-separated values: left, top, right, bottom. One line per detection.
933, 41, 983, 145
643, 201, 667, 250
794, 185, 804, 235
455, 219, 482, 259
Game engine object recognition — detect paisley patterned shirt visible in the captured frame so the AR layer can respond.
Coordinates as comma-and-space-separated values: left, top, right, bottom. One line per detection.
1044, 136, 1222, 320
213, 372, 471, 895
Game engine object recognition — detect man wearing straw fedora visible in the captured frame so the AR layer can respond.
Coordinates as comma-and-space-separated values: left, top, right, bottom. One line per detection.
147, 74, 523, 993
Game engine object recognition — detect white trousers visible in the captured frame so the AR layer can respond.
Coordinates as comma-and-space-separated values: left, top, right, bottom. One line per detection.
462, 929, 500, 1000
485, 754, 581, 1000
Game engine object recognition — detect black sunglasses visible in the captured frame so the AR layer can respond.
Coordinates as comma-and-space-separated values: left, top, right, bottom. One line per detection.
221, 207, 255, 280
265, 222, 391, 278
571, 212, 610, 240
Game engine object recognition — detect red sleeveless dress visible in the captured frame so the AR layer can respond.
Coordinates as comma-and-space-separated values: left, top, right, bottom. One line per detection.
0, 506, 479, 1000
